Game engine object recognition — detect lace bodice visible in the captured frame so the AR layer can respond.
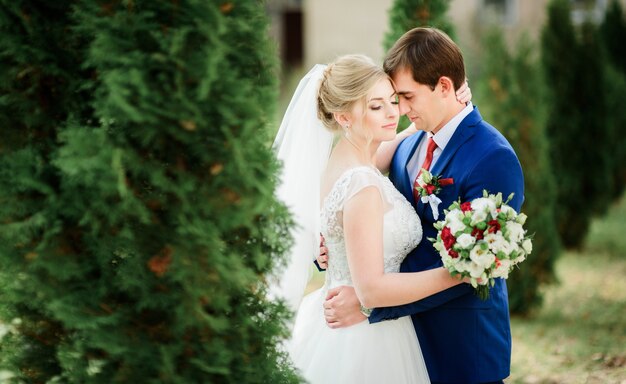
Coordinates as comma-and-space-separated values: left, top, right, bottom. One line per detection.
321, 166, 422, 288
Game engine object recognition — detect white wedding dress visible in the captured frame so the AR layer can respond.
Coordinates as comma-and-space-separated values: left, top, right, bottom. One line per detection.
287, 166, 430, 384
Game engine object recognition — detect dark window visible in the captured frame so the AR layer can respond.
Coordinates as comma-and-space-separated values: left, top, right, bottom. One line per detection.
283, 10, 303, 66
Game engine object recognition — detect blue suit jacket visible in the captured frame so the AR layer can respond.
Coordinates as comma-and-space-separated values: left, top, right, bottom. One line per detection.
369, 107, 524, 383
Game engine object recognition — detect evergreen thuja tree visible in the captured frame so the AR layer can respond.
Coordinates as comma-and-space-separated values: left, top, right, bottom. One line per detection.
601, 0, 626, 74
0, 2, 92, 379
384, 0, 454, 50
475, 30, 561, 314
601, 65, 626, 201
384, 0, 454, 130
541, 0, 610, 249
0, 2, 299, 383
600, 0, 626, 199
576, 21, 611, 217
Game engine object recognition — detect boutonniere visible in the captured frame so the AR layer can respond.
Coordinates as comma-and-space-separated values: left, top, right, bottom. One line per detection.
415, 169, 454, 220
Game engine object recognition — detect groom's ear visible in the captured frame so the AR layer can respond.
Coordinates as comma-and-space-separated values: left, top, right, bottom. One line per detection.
437, 76, 455, 98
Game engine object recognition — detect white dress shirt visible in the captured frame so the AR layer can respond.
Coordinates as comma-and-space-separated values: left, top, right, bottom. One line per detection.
407, 102, 474, 181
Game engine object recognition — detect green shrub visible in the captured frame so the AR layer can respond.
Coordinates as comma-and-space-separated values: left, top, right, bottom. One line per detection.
600, 0, 626, 200
541, 0, 612, 249
0, 2, 298, 382
383, 0, 454, 130
475, 30, 561, 314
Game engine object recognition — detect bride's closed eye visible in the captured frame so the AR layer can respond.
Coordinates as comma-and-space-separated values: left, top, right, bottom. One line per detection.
369, 97, 399, 110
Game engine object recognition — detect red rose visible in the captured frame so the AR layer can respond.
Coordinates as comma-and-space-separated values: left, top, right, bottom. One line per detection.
471, 227, 484, 240
441, 226, 456, 249
448, 250, 459, 258
425, 184, 436, 195
461, 202, 472, 212
488, 219, 501, 233
495, 257, 501, 267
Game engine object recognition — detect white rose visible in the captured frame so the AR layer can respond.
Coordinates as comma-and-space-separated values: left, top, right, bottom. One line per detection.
504, 240, 520, 255
467, 261, 486, 279
446, 211, 467, 235
470, 209, 488, 226
499, 204, 516, 218
505, 221, 525, 243
441, 250, 455, 267
485, 233, 507, 254
455, 260, 470, 273
456, 233, 476, 249
492, 258, 513, 278
470, 246, 496, 269
471, 198, 496, 216
522, 238, 533, 254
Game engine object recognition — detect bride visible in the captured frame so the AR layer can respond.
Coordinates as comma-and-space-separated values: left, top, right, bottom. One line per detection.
272, 54, 468, 383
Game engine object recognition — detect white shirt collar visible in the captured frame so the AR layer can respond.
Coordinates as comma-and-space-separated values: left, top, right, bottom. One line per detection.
428, 102, 473, 150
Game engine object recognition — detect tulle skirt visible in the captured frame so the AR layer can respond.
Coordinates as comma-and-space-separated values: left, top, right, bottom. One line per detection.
287, 286, 430, 384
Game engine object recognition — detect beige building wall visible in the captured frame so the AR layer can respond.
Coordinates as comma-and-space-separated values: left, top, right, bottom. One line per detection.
303, 0, 395, 67
302, 0, 626, 69
303, 0, 550, 67
446, 0, 550, 70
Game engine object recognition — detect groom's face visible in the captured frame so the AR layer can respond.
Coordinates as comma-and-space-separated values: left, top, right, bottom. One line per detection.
392, 68, 445, 134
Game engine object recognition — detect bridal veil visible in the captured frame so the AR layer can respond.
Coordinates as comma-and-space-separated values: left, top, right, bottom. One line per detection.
270, 65, 334, 313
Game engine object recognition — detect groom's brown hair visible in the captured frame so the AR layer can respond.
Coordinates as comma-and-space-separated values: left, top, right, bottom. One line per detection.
384, 27, 465, 91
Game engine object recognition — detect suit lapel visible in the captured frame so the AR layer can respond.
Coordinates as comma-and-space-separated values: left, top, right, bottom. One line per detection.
392, 130, 426, 205
393, 108, 483, 212
430, 107, 482, 177
405, 131, 426, 207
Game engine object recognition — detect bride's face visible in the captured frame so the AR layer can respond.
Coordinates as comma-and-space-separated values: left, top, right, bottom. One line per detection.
350, 78, 399, 145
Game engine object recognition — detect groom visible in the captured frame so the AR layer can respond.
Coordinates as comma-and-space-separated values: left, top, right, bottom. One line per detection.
321, 28, 524, 384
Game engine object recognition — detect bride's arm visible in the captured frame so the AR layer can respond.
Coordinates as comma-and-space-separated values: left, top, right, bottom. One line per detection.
343, 187, 462, 308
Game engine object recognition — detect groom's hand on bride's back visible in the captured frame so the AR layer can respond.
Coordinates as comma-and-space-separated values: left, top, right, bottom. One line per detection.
323, 286, 366, 328
316, 234, 328, 270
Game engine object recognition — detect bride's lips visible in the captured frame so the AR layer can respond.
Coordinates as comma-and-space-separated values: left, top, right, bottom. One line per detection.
383, 123, 397, 129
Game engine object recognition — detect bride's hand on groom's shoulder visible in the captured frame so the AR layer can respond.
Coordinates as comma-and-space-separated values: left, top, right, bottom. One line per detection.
323, 286, 366, 329
456, 78, 471, 105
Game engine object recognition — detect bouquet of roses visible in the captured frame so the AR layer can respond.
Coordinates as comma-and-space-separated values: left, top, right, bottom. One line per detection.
431, 190, 532, 300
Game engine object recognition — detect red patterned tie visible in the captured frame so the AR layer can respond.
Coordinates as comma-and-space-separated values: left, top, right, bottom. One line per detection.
413, 137, 438, 202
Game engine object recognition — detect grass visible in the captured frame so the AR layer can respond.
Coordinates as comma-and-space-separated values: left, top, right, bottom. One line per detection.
508, 196, 626, 384
306, 195, 626, 384
508, 251, 626, 383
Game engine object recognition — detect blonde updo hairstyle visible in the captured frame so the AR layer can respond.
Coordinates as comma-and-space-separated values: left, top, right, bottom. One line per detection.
317, 54, 390, 133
